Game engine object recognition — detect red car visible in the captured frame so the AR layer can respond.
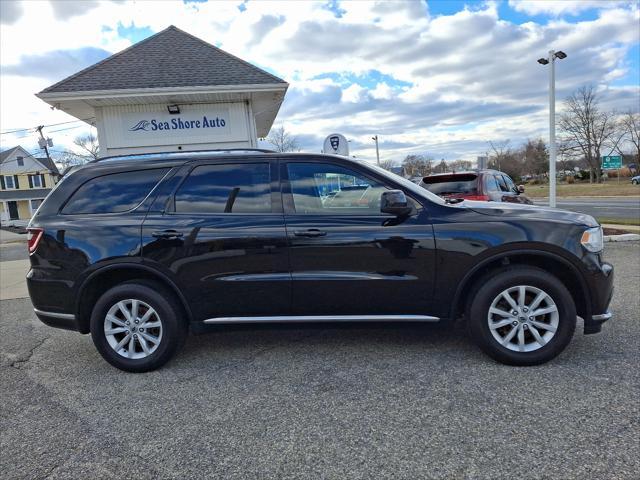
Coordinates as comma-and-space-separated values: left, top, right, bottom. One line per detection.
419, 170, 533, 204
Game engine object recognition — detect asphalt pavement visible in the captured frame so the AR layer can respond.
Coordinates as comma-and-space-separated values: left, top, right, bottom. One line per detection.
534, 196, 640, 220
1, 242, 639, 479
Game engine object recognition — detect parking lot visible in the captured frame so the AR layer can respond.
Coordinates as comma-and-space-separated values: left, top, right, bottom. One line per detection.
1, 241, 638, 479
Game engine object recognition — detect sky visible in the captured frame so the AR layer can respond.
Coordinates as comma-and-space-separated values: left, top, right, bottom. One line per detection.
0, 0, 638, 165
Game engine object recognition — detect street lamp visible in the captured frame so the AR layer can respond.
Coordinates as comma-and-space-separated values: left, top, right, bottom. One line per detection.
372, 135, 380, 166
537, 50, 567, 208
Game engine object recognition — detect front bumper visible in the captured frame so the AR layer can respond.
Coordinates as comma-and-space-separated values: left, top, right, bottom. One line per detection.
584, 311, 613, 334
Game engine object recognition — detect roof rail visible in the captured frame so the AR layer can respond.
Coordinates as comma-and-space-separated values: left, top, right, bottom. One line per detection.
91, 148, 277, 163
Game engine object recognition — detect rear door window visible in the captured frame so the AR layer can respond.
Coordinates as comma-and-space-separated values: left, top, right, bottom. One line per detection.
495, 174, 509, 192
485, 174, 499, 193
502, 174, 516, 192
174, 163, 271, 214
62, 168, 168, 214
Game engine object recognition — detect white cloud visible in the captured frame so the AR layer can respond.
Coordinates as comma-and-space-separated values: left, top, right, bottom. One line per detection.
508, 0, 633, 16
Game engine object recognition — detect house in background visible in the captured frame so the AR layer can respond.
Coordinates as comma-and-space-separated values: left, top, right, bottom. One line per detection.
0, 146, 61, 226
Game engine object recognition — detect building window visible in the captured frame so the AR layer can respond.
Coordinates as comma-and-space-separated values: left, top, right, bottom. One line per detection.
32, 175, 42, 188
17, 157, 24, 166
30, 199, 43, 211
4, 176, 15, 189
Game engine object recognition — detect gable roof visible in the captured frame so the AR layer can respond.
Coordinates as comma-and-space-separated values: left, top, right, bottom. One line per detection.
40, 25, 286, 94
0, 146, 21, 164
1, 146, 60, 175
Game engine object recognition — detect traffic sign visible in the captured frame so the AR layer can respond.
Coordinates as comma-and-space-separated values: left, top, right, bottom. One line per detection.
601, 155, 622, 169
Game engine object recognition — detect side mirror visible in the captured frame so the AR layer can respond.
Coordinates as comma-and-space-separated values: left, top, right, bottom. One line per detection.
381, 190, 412, 216
517, 185, 525, 193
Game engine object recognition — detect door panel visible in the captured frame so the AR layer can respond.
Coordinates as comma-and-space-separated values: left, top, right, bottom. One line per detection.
282, 160, 436, 316
141, 161, 290, 322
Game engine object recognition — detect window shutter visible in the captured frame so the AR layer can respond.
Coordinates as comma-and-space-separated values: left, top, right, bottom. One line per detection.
13, 175, 19, 189
41, 174, 46, 188
28, 175, 33, 188
0, 176, 5, 190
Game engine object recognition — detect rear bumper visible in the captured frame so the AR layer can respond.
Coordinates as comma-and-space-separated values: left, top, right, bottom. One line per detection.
33, 308, 78, 332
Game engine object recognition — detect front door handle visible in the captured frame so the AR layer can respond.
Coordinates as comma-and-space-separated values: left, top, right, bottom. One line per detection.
293, 229, 326, 238
152, 230, 184, 239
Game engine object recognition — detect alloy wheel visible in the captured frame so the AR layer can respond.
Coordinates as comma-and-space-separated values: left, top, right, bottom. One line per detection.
104, 299, 163, 359
487, 285, 559, 353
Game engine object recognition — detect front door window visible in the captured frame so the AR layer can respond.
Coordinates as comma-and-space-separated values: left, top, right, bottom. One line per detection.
286, 163, 388, 215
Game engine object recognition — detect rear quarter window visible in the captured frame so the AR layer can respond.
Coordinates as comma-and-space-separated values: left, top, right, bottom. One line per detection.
61, 168, 168, 214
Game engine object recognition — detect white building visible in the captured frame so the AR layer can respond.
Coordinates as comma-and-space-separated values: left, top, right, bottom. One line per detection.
37, 26, 288, 157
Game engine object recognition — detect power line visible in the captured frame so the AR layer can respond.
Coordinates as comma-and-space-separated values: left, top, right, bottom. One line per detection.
0, 118, 95, 136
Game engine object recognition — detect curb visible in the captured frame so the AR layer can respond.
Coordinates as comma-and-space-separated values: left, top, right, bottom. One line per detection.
604, 234, 640, 242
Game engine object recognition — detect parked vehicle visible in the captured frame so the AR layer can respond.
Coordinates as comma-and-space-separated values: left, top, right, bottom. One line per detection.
631, 175, 640, 185
419, 170, 533, 204
27, 150, 613, 372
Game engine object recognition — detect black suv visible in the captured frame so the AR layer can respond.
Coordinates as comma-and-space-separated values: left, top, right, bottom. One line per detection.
27, 150, 613, 372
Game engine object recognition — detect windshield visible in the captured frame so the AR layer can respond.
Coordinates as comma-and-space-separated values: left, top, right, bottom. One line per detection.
363, 162, 447, 205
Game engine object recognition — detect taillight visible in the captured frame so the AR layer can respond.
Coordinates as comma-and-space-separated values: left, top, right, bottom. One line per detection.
465, 195, 490, 201
27, 228, 43, 255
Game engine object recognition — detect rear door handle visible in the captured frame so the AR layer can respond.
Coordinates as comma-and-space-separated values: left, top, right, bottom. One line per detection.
152, 230, 183, 239
293, 229, 326, 238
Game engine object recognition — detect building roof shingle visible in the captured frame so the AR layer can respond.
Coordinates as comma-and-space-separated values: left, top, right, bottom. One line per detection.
36, 157, 60, 176
40, 25, 286, 94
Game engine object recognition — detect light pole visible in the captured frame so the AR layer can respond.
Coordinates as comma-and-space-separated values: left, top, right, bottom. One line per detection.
537, 50, 566, 208
372, 135, 380, 166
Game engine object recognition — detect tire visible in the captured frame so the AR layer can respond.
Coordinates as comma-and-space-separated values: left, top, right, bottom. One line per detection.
632, 179, 638, 185
90, 280, 187, 372
467, 267, 576, 366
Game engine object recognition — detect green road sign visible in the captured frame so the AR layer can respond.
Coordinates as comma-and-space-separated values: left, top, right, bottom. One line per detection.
601, 155, 622, 169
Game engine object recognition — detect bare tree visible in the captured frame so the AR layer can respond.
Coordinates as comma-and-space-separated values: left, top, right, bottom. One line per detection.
433, 159, 448, 174
558, 85, 617, 183
488, 140, 511, 172
402, 154, 432, 177
450, 159, 473, 172
266, 125, 300, 152
619, 111, 640, 162
379, 158, 397, 171
72, 133, 100, 160
488, 140, 523, 179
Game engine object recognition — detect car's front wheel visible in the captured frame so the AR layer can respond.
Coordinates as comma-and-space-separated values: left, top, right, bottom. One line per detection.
468, 267, 576, 365
90, 281, 187, 372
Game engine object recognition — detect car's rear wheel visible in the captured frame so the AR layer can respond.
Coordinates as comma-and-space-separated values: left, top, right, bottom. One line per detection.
467, 267, 576, 365
90, 281, 186, 372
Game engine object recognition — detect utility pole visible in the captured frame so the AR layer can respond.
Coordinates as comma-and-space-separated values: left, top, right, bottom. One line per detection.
372, 135, 380, 166
36, 125, 53, 163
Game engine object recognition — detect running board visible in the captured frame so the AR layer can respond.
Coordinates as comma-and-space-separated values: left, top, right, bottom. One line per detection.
203, 315, 440, 325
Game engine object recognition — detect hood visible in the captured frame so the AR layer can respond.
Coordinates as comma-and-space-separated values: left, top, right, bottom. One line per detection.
458, 200, 599, 227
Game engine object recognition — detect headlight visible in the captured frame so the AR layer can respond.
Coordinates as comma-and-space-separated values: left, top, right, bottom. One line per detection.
581, 226, 603, 253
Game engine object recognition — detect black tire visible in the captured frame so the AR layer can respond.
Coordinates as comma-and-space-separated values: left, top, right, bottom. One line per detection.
90, 280, 187, 372
467, 267, 576, 366
632, 179, 638, 185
